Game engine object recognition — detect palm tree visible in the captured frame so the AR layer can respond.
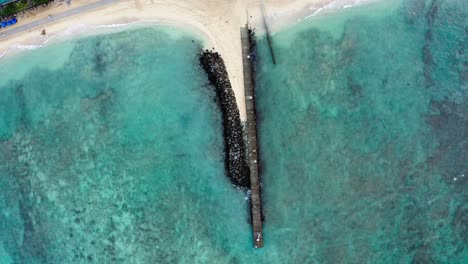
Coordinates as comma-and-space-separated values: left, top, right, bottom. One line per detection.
15, 0, 28, 17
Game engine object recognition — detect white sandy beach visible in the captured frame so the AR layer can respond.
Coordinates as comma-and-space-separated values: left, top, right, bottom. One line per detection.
0, 0, 372, 120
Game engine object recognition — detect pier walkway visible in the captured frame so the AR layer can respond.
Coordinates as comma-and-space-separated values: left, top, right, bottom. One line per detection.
240, 26, 263, 248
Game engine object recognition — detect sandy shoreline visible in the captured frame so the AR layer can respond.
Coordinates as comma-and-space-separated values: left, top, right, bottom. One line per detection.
0, 0, 374, 121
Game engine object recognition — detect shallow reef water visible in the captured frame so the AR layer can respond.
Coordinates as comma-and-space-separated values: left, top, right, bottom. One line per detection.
255, 0, 467, 263
0, 27, 251, 264
0, 0, 466, 262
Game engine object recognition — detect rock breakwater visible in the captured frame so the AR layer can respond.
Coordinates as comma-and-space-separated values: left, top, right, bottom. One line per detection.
199, 50, 250, 188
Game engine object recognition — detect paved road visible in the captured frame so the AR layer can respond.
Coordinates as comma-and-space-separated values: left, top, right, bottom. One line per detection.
0, 0, 121, 39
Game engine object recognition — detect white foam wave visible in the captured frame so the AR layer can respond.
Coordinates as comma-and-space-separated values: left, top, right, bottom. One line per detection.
92, 20, 160, 29
305, 0, 341, 19
93, 23, 135, 29
42, 34, 57, 44
305, 7, 325, 19
15, 44, 43, 50
304, 0, 370, 19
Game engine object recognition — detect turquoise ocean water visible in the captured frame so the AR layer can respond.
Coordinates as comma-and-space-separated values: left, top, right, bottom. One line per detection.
0, 27, 251, 263
255, 0, 467, 263
0, 0, 466, 263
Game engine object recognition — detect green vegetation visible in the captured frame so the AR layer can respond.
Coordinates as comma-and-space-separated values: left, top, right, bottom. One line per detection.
32, 0, 52, 6
15, 1, 29, 12
1, 0, 53, 19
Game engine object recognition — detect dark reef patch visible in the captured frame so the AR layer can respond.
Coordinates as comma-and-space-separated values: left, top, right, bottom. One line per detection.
80, 88, 116, 121
92, 40, 107, 75
422, 0, 439, 87
15, 85, 29, 129
347, 76, 364, 98
425, 99, 467, 184
403, 0, 426, 24
199, 50, 250, 188
452, 204, 468, 244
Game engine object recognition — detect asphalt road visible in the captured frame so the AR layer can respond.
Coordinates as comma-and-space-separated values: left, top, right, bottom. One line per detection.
0, 0, 121, 39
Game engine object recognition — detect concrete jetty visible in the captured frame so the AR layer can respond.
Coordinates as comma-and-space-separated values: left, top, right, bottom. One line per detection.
240, 26, 263, 248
